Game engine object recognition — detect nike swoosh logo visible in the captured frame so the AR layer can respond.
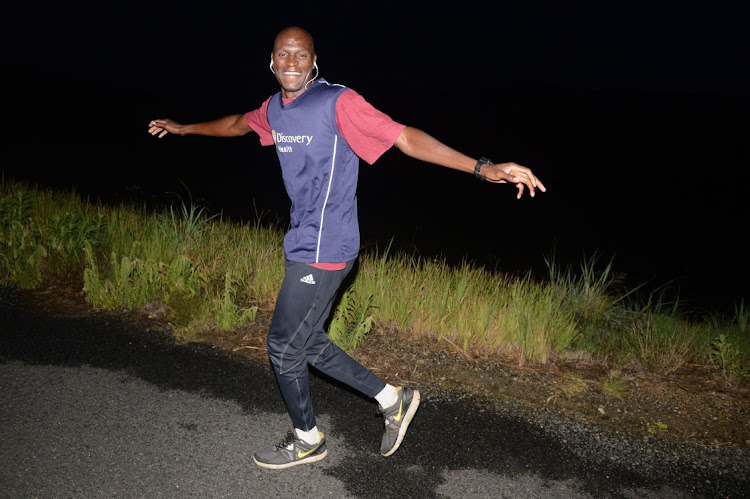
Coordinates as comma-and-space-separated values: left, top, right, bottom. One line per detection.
298, 443, 321, 459
393, 400, 404, 422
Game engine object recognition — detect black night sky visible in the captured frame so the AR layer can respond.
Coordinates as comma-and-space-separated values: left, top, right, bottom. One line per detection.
3, 2, 748, 312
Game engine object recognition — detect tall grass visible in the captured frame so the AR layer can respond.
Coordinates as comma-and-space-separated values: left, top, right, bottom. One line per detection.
353, 250, 577, 364
1, 177, 747, 376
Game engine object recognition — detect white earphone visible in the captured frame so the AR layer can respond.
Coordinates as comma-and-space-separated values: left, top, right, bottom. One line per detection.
305, 61, 319, 89
269, 58, 275, 74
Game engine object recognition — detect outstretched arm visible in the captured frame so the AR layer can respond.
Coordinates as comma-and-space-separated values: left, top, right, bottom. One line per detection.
393, 126, 546, 198
148, 114, 252, 138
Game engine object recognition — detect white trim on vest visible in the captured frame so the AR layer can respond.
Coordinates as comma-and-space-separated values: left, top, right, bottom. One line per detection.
316, 134, 338, 263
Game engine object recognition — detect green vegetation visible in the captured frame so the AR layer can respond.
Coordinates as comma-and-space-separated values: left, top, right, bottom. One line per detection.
1, 177, 748, 378
601, 370, 629, 399
647, 421, 669, 435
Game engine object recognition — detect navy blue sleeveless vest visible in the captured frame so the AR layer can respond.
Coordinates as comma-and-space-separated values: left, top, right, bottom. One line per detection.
267, 79, 360, 263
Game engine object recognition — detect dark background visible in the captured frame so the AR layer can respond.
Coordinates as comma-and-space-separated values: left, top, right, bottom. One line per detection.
2, 2, 748, 313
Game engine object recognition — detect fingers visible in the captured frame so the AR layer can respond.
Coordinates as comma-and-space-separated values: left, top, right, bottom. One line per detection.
516, 182, 525, 199
488, 162, 546, 198
148, 127, 167, 138
507, 165, 537, 187
148, 120, 169, 138
512, 177, 535, 198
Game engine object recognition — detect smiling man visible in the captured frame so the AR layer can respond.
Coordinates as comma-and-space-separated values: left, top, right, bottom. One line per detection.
148, 25, 545, 470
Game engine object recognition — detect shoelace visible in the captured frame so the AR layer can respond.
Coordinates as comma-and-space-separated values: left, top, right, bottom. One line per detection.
275, 431, 298, 450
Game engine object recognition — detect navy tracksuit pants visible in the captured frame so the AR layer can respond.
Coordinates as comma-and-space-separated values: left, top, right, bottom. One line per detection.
266, 259, 386, 431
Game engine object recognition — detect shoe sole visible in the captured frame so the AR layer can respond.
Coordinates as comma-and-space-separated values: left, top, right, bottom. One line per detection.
252, 448, 328, 469
381, 390, 421, 457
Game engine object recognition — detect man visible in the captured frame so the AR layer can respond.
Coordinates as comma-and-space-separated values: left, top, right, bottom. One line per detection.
148, 26, 545, 470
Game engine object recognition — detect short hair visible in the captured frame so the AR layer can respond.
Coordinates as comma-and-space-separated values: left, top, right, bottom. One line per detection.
273, 26, 315, 56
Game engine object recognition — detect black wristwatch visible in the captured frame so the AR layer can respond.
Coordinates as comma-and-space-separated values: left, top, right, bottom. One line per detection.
474, 157, 493, 180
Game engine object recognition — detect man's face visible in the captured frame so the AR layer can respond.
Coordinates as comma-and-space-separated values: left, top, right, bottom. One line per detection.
270, 29, 317, 99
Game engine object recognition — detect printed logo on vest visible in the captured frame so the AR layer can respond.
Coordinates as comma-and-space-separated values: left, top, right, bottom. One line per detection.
272, 130, 313, 154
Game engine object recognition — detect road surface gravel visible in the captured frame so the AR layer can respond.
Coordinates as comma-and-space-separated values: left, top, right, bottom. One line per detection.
1, 286, 746, 498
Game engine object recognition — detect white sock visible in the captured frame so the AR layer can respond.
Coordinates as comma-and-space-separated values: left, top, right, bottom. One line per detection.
295, 426, 320, 445
374, 384, 398, 409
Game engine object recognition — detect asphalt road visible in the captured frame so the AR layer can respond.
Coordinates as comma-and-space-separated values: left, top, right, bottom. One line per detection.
0, 287, 745, 498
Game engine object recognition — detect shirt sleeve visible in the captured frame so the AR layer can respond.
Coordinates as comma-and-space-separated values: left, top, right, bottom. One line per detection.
243, 97, 275, 146
335, 89, 406, 165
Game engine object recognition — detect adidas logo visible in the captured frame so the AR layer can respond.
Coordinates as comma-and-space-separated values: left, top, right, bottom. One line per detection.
300, 274, 316, 285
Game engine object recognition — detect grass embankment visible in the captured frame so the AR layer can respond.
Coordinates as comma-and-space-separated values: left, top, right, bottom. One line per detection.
1, 177, 747, 379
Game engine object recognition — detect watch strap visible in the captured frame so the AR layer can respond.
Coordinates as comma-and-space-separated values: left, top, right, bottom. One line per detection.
474, 157, 493, 180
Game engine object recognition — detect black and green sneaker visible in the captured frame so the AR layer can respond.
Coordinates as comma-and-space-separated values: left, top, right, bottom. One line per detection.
379, 387, 421, 457
253, 430, 327, 469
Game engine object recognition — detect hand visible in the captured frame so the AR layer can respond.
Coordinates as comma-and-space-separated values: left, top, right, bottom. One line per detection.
148, 119, 183, 138
480, 162, 547, 199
